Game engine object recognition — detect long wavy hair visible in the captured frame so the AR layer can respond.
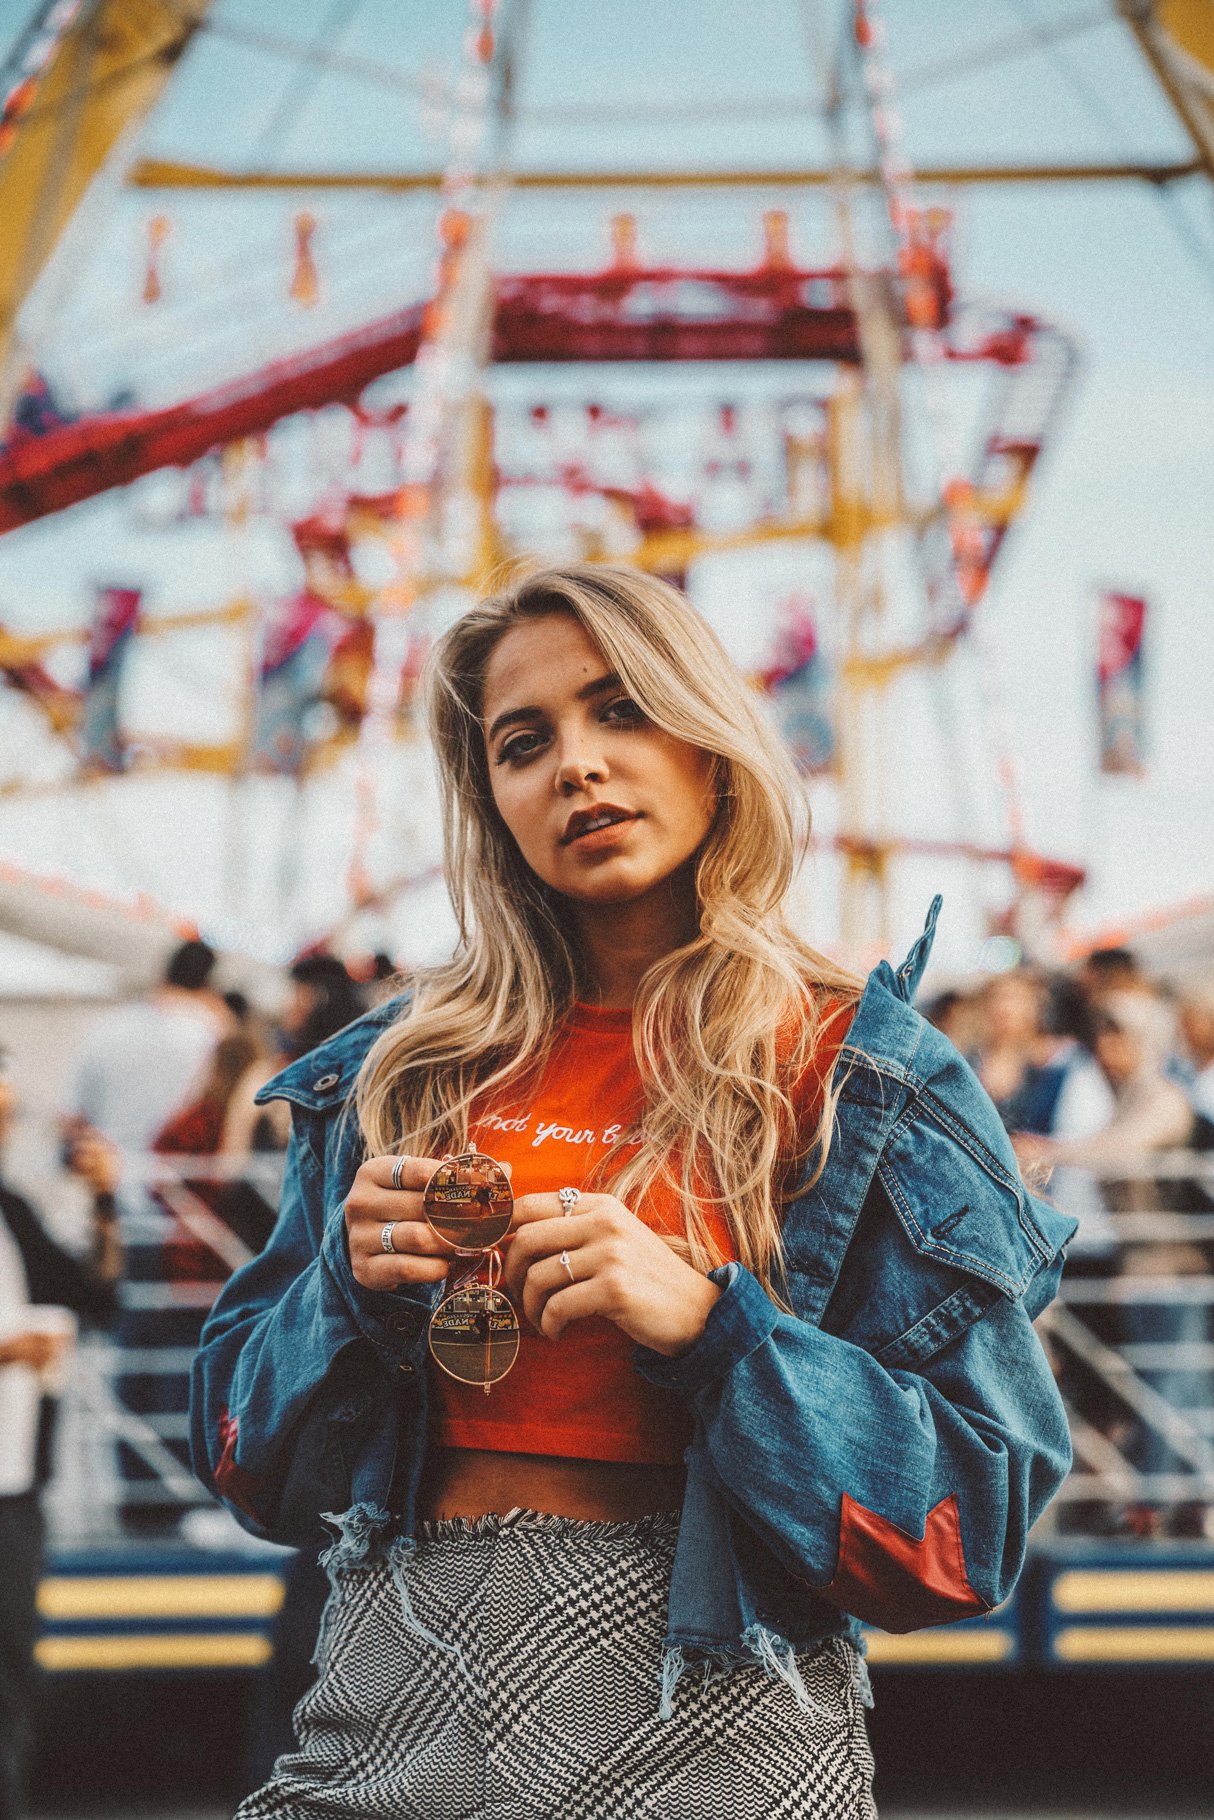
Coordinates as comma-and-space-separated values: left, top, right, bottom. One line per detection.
356, 563, 863, 1297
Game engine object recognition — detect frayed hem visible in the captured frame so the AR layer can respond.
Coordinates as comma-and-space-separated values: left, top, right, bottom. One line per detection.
415, 1504, 682, 1547
312, 1503, 393, 1672
318, 1501, 393, 1574
658, 1627, 871, 1722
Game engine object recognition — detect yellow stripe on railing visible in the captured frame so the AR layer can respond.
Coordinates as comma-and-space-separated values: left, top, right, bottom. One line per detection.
37, 1574, 285, 1621
1051, 1570, 1214, 1614
1053, 1625, 1214, 1663
35, 1632, 274, 1672
864, 1628, 1014, 1665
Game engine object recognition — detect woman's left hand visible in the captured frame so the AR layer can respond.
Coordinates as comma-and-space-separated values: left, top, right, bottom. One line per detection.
502, 1192, 722, 1357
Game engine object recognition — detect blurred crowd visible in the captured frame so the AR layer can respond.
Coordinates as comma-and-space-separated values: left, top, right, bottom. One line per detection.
0, 938, 400, 1820
926, 946, 1214, 1542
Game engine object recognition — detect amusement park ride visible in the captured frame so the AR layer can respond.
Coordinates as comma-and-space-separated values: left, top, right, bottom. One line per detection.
3, 0, 1211, 972
3, 0, 1214, 1689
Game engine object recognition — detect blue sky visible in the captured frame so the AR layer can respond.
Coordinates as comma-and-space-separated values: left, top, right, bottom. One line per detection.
0, 0, 1211, 976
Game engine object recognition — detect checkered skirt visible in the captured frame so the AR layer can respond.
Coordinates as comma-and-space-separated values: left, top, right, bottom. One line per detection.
237, 1508, 877, 1820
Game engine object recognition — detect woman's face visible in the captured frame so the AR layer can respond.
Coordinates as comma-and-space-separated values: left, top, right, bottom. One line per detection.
480, 614, 717, 908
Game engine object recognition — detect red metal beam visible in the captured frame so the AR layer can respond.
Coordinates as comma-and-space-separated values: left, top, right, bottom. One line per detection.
0, 265, 865, 532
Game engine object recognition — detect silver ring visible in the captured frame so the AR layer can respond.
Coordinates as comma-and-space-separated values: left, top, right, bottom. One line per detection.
391, 1158, 407, 1190
559, 1248, 575, 1284
558, 1187, 580, 1216
381, 1221, 398, 1254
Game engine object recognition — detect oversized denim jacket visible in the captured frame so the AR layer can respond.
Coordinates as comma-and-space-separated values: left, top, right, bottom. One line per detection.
190, 898, 1076, 1711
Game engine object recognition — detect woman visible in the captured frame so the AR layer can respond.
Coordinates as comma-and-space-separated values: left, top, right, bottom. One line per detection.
192, 565, 1076, 1820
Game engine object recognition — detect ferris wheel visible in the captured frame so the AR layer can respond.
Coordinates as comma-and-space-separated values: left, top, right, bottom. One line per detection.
0, 0, 1209, 984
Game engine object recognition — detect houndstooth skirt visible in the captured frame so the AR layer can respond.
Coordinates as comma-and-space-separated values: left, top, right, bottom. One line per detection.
236, 1508, 877, 1820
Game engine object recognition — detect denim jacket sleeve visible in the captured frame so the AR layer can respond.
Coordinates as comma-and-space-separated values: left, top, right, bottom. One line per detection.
636, 1256, 1070, 1632
636, 899, 1077, 1634
189, 999, 431, 1547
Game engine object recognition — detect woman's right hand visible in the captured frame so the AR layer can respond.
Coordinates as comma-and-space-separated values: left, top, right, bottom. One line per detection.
344, 1155, 453, 1291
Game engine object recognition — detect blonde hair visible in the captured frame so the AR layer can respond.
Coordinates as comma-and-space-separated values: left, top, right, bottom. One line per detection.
356, 563, 863, 1297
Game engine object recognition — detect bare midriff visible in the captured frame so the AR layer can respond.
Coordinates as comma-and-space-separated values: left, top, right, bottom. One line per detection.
418, 1444, 686, 1522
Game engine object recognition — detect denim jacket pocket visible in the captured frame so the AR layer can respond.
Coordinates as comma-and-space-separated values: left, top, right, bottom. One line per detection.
826, 1101, 1059, 1372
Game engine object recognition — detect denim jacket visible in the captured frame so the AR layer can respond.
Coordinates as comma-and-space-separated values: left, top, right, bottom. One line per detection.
190, 898, 1076, 1709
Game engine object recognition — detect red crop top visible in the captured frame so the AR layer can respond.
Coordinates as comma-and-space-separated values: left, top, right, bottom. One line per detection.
430, 998, 855, 1465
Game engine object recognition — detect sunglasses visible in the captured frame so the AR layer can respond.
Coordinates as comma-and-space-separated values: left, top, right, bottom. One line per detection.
424, 1144, 519, 1394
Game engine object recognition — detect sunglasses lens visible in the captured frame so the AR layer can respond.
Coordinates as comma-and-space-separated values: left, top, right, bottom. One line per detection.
424, 1149, 513, 1252
428, 1285, 520, 1386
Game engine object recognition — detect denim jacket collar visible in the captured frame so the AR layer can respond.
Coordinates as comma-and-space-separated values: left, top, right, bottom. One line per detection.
254, 992, 410, 1115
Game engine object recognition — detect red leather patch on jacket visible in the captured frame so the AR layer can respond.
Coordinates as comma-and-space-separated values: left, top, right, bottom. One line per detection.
215, 1407, 263, 1523
822, 1492, 989, 1633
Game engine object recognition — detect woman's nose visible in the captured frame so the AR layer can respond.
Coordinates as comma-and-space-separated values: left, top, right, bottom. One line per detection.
555, 746, 607, 794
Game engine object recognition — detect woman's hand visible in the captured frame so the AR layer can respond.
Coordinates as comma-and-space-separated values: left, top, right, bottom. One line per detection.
344, 1155, 455, 1292
502, 1192, 722, 1358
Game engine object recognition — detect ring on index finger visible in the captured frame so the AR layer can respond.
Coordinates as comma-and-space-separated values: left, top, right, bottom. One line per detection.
391, 1158, 407, 1191
558, 1187, 580, 1216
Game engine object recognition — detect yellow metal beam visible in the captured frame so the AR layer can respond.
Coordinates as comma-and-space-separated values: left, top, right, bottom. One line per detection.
1122, 0, 1214, 178
0, 1, 214, 414
127, 156, 1205, 193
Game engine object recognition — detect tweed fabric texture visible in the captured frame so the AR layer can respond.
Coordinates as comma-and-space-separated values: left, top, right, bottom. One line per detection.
237, 1508, 877, 1820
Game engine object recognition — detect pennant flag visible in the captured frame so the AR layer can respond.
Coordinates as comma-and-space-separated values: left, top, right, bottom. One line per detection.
1097, 590, 1146, 775
251, 589, 336, 774
81, 585, 140, 771
759, 594, 835, 774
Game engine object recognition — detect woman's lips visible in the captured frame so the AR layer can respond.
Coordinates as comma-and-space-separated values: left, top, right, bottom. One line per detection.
564, 813, 642, 851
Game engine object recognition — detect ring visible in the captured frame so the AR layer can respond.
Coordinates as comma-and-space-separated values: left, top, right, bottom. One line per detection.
381, 1221, 398, 1254
391, 1158, 407, 1190
558, 1187, 580, 1215
559, 1249, 575, 1284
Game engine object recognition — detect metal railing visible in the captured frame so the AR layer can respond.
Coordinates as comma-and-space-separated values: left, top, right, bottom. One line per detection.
38, 1147, 1214, 1547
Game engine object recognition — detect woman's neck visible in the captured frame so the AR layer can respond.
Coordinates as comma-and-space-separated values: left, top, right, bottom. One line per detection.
572, 869, 698, 1010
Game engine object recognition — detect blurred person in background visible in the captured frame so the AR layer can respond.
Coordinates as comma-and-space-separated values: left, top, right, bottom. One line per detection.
1019, 991, 1197, 1193
967, 969, 1047, 1129
1177, 979, 1214, 1143
65, 939, 230, 1536
66, 939, 230, 1159
1077, 945, 1146, 1007
156, 1031, 265, 1279
922, 985, 983, 1053
1018, 990, 1203, 1536
0, 1057, 121, 1820
1012, 975, 1117, 1240
222, 954, 367, 1160
137, 1032, 266, 1517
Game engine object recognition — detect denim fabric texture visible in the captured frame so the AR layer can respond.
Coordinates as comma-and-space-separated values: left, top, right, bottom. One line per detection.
189, 896, 1077, 1681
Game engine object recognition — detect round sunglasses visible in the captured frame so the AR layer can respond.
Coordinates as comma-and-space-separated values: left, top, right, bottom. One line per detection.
423, 1144, 519, 1393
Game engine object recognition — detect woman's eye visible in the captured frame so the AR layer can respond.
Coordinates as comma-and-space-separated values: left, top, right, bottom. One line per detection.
496, 729, 546, 765
603, 696, 645, 725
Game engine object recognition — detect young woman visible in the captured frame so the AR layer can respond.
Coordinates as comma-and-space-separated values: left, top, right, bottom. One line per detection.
192, 564, 1076, 1820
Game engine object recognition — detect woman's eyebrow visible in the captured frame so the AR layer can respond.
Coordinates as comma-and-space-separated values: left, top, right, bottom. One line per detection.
485, 673, 620, 744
